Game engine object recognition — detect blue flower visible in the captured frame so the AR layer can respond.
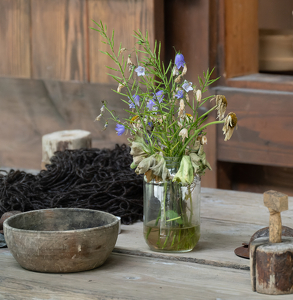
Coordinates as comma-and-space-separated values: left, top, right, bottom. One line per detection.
182, 80, 193, 92
129, 102, 135, 109
175, 53, 185, 69
128, 94, 140, 108
147, 99, 156, 111
135, 66, 145, 76
115, 124, 125, 136
155, 90, 164, 103
175, 90, 184, 99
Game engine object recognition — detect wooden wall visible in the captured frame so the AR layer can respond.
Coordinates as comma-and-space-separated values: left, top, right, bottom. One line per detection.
0, 0, 164, 170
0, 0, 218, 188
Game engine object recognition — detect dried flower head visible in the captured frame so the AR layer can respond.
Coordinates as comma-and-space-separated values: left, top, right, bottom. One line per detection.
196, 90, 202, 102
117, 83, 124, 93
213, 95, 227, 120
222, 112, 238, 141
179, 99, 185, 111
179, 128, 188, 142
119, 47, 126, 55
172, 66, 179, 76
178, 99, 185, 117
95, 114, 102, 121
201, 136, 207, 145
175, 74, 183, 83
127, 56, 135, 71
182, 64, 187, 76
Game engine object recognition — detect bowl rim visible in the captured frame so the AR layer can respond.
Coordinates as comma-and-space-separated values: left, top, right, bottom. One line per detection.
3, 207, 119, 234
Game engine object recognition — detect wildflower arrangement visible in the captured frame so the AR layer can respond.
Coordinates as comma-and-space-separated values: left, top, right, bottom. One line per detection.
92, 21, 238, 184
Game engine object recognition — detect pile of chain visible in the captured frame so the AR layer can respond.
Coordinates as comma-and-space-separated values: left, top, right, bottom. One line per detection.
0, 144, 143, 224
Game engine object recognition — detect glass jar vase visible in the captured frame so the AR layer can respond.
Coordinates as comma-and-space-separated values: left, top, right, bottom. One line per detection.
143, 157, 201, 252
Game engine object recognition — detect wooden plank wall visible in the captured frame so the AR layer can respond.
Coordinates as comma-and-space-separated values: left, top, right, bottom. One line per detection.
0, 0, 31, 78
31, 0, 88, 81
0, 0, 164, 170
224, 0, 259, 78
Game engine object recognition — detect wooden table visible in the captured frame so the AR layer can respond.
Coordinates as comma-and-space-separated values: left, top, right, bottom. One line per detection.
1, 188, 293, 299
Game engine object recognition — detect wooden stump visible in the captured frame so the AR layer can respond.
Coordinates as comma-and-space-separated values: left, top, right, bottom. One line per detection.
41, 130, 92, 169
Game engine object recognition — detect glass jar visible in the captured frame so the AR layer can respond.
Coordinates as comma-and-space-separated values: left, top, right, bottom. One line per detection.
143, 157, 201, 252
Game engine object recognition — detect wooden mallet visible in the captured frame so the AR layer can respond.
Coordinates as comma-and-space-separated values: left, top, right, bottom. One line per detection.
250, 190, 293, 295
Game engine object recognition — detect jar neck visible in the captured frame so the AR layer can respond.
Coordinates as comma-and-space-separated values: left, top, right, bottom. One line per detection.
164, 157, 180, 175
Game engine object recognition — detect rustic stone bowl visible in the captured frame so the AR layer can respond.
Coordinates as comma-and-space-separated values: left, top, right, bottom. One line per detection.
3, 208, 119, 273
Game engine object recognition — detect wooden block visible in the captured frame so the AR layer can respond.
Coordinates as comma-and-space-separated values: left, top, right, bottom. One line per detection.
88, 0, 164, 84
41, 130, 92, 168
0, 0, 31, 78
31, 0, 88, 81
250, 237, 293, 295
264, 190, 288, 213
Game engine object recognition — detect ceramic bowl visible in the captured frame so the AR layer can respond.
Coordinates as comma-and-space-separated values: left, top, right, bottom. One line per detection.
3, 208, 119, 273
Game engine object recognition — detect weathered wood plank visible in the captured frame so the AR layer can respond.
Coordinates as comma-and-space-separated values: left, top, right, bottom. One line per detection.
227, 73, 293, 93
0, 0, 31, 78
0, 250, 292, 299
215, 86, 293, 168
225, 0, 259, 78
0, 78, 128, 169
88, 0, 164, 84
31, 0, 88, 81
114, 187, 293, 269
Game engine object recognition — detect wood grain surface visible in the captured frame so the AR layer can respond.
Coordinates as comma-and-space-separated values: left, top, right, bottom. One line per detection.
31, 0, 88, 81
215, 86, 293, 168
224, 0, 259, 78
1, 188, 293, 299
114, 188, 293, 270
0, 250, 287, 300
0, 77, 128, 169
88, 0, 163, 84
0, 0, 31, 78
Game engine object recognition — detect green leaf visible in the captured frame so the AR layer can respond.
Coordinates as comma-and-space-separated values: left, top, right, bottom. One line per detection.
165, 210, 183, 224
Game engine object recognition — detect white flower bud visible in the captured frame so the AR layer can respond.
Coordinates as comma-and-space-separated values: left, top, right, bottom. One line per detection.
196, 90, 202, 102
179, 128, 188, 142
117, 83, 124, 93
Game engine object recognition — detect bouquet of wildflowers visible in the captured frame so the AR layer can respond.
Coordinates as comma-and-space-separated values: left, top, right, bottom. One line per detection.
92, 21, 238, 185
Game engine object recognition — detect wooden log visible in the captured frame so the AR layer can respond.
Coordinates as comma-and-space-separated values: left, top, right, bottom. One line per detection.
250, 237, 293, 294
41, 130, 92, 169
250, 190, 293, 295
